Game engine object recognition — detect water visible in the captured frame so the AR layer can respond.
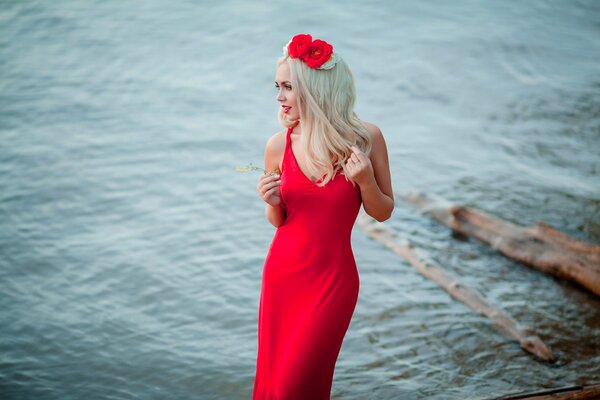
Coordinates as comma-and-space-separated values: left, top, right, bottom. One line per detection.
1, 1, 599, 399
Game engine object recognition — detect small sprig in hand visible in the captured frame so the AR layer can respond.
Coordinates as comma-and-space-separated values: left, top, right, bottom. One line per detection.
235, 162, 280, 176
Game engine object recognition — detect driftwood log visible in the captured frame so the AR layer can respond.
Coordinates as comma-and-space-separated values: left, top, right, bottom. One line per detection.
401, 192, 600, 297
356, 212, 556, 362
494, 383, 600, 400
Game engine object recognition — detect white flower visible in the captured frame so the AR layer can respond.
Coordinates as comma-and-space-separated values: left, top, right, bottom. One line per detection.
318, 53, 339, 70
282, 39, 292, 57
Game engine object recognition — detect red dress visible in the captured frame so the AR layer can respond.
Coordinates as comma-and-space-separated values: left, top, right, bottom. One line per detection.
253, 127, 362, 399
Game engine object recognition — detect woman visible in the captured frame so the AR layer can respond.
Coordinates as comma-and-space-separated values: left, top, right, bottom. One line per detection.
254, 34, 394, 399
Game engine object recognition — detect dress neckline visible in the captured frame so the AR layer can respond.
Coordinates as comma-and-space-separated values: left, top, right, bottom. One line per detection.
287, 127, 323, 185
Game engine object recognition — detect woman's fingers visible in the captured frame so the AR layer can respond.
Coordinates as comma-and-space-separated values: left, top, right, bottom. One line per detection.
263, 184, 281, 206
257, 174, 280, 192
259, 173, 279, 186
346, 146, 374, 186
346, 149, 362, 173
351, 145, 369, 163
264, 186, 280, 198
263, 179, 281, 194
257, 173, 282, 203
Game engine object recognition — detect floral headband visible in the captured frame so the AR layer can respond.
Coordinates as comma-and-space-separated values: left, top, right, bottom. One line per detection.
282, 34, 339, 70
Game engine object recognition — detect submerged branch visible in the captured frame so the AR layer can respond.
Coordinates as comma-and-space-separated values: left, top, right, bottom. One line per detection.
356, 212, 556, 362
399, 191, 600, 297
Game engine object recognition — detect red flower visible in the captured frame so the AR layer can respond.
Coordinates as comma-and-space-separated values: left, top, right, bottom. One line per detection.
300, 39, 334, 69
288, 34, 313, 59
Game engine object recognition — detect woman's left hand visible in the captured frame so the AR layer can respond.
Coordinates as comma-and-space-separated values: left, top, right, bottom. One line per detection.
345, 145, 375, 187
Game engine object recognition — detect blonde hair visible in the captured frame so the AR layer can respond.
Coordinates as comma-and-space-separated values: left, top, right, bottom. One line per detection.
277, 53, 372, 187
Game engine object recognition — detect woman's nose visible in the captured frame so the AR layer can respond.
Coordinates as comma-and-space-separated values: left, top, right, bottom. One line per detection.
276, 89, 285, 102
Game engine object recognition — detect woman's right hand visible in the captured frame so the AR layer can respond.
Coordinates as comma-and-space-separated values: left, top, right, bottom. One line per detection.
257, 173, 282, 207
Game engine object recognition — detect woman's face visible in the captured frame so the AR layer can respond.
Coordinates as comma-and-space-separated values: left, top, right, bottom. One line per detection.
275, 61, 299, 122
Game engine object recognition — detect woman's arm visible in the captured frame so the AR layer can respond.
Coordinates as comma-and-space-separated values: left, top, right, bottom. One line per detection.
346, 123, 394, 222
257, 131, 286, 227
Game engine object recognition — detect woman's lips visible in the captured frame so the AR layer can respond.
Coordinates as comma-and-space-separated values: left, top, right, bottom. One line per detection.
282, 105, 292, 114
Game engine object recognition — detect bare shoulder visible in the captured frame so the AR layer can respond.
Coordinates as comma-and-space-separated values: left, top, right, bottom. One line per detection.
265, 129, 287, 153
361, 120, 384, 140
360, 120, 382, 137
264, 129, 287, 172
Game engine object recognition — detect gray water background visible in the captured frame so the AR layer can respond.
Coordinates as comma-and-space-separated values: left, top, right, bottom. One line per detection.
1, 0, 599, 399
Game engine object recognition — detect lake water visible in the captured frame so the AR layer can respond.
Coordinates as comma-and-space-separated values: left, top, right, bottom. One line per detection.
1, 1, 599, 399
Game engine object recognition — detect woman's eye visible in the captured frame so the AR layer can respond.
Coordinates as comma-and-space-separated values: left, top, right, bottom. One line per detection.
284, 85, 292, 90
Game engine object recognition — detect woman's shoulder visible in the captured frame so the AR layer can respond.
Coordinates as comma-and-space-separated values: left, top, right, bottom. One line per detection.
265, 129, 287, 153
263, 129, 287, 173
360, 120, 383, 139
359, 120, 388, 158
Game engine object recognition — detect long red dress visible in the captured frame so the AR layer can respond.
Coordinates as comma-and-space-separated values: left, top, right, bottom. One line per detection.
253, 127, 362, 399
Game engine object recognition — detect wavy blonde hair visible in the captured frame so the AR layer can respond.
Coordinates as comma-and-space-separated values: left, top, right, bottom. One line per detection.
277, 53, 372, 187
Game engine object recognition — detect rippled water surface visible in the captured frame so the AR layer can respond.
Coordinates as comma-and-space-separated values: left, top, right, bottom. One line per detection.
1, 1, 599, 399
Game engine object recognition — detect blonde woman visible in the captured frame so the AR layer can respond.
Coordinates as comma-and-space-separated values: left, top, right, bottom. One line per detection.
254, 34, 394, 399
